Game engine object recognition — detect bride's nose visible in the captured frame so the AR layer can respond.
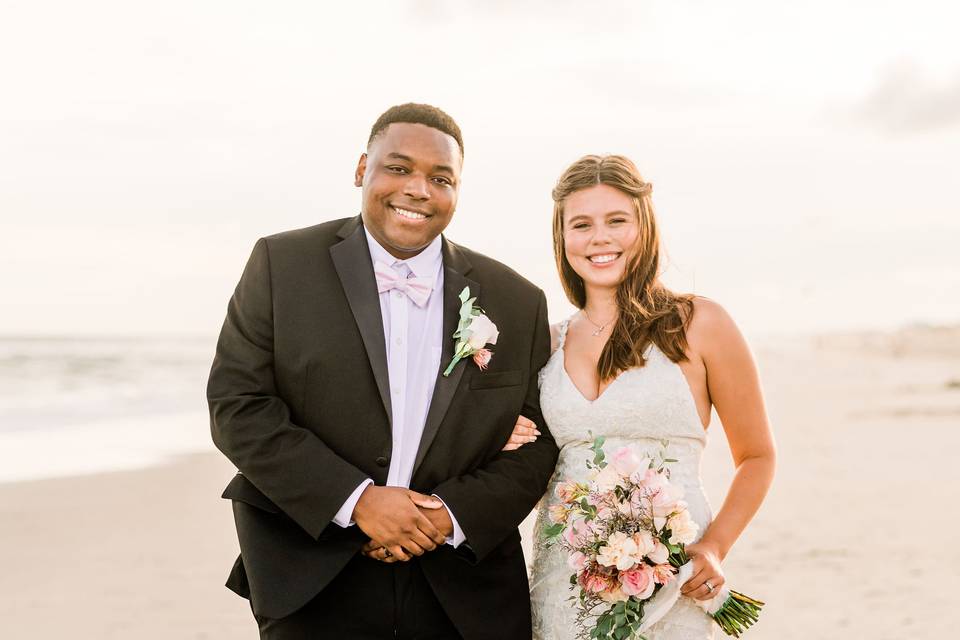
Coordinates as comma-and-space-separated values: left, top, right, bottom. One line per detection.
590, 227, 614, 246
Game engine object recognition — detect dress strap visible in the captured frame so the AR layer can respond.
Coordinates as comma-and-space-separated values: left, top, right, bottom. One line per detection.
556, 316, 572, 349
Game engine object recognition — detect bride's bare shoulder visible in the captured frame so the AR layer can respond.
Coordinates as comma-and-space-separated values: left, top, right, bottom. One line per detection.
686, 296, 747, 354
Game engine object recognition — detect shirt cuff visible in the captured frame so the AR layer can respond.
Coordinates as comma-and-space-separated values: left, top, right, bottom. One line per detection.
332, 479, 373, 527
432, 494, 466, 548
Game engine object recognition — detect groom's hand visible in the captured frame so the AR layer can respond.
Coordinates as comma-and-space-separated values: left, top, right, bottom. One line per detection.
361, 503, 453, 563
353, 486, 447, 561
419, 503, 453, 538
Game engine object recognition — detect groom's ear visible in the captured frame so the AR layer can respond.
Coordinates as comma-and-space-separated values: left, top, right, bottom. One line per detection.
354, 153, 368, 187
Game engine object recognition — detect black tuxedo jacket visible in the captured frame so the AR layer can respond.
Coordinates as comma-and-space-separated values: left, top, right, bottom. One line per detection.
207, 216, 559, 639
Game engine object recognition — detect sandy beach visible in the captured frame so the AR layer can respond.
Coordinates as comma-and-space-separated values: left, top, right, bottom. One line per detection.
2, 326, 958, 639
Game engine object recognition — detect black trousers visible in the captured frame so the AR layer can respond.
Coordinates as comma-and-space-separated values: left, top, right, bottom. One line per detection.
255, 555, 462, 640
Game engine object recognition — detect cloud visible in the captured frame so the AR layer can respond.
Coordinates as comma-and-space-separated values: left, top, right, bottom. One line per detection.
854, 62, 960, 133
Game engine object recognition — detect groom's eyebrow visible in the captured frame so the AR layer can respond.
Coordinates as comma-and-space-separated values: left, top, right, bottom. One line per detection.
386, 152, 455, 176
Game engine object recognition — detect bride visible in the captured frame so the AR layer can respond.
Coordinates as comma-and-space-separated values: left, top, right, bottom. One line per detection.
504, 155, 776, 639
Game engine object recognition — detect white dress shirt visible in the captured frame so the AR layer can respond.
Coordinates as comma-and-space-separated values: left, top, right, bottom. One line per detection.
331, 229, 465, 547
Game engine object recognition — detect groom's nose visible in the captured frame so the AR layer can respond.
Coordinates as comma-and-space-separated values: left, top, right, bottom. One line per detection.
402, 174, 430, 200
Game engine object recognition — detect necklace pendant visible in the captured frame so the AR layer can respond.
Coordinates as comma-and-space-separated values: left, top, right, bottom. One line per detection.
591, 326, 604, 337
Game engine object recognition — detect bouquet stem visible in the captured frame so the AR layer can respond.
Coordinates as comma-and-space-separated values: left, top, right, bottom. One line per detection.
710, 590, 765, 638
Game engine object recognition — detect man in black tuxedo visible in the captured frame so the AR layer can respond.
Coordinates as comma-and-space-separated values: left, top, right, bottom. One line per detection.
208, 103, 559, 639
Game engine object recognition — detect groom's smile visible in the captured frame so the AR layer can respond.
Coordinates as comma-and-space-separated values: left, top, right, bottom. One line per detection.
355, 122, 462, 260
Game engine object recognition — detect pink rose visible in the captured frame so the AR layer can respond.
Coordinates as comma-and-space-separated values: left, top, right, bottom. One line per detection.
640, 468, 668, 490
567, 551, 588, 571
563, 518, 594, 547
610, 447, 649, 478
619, 564, 656, 599
472, 348, 492, 370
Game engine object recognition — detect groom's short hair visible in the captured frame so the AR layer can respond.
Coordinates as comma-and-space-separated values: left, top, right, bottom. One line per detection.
368, 103, 464, 156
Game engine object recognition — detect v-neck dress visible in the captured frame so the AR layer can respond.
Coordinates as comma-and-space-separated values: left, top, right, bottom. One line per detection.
530, 318, 715, 639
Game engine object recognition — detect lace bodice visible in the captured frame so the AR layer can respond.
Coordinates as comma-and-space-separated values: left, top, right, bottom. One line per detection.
530, 318, 715, 639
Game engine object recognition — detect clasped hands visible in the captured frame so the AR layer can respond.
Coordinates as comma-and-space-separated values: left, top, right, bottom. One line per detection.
353, 485, 453, 564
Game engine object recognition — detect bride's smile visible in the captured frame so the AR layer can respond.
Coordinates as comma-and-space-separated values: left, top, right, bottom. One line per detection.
561, 183, 639, 290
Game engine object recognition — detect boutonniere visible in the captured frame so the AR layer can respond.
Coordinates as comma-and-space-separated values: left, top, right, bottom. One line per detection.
442, 286, 499, 376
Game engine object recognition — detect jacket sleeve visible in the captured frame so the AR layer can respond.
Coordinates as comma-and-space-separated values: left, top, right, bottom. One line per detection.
431, 290, 559, 562
207, 238, 370, 539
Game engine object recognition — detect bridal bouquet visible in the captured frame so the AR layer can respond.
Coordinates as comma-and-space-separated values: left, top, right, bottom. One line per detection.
542, 437, 764, 639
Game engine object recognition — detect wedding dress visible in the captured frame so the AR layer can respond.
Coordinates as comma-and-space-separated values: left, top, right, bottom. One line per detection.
530, 318, 715, 639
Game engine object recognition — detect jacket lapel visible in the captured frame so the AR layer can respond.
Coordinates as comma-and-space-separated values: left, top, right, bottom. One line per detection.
413, 238, 479, 476
329, 216, 392, 425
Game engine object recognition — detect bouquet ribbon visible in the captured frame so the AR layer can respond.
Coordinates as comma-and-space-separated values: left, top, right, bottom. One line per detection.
637, 562, 729, 632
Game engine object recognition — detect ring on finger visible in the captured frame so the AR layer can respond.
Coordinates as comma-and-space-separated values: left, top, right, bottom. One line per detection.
705, 580, 714, 593
383, 549, 392, 558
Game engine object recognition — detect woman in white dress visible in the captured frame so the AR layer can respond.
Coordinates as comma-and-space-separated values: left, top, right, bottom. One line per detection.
504, 155, 776, 639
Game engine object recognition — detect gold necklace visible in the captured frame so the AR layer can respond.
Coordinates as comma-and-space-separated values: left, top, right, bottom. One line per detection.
582, 309, 616, 337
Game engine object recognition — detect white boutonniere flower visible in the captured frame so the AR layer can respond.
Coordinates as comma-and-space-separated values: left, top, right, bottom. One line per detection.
442, 286, 499, 377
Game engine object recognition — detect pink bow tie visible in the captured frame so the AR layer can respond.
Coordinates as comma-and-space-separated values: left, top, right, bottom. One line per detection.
374, 261, 433, 307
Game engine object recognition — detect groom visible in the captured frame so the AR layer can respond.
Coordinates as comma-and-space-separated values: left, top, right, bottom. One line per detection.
207, 103, 559, 639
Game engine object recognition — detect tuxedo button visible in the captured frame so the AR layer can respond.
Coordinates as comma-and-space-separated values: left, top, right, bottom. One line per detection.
376, 456, 389, 467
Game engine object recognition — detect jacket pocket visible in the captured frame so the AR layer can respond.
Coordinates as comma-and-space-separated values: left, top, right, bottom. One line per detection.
469, 369, 523, 390
221, 473, 281, 514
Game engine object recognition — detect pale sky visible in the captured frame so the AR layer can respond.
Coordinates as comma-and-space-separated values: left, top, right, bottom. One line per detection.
1, 0, 958, 336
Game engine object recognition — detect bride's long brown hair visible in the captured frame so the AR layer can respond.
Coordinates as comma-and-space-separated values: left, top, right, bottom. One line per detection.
552, 155, 694, 381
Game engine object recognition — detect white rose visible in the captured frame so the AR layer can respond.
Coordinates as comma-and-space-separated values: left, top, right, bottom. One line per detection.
466, 314, 499, 349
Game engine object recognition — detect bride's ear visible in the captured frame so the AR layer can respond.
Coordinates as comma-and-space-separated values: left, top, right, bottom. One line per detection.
354, 153, 367, 187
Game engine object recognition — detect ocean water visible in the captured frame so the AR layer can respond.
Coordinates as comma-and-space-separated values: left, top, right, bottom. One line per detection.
0, 336, 216, 483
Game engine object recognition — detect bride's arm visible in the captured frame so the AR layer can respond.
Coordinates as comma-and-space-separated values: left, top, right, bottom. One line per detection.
500, 322, 561, 451
682, 297, 777, 599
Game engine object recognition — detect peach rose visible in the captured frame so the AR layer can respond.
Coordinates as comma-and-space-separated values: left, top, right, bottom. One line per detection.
631, 530, 656, 558
592, 464, 622, 493
647, 540, 669, 565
